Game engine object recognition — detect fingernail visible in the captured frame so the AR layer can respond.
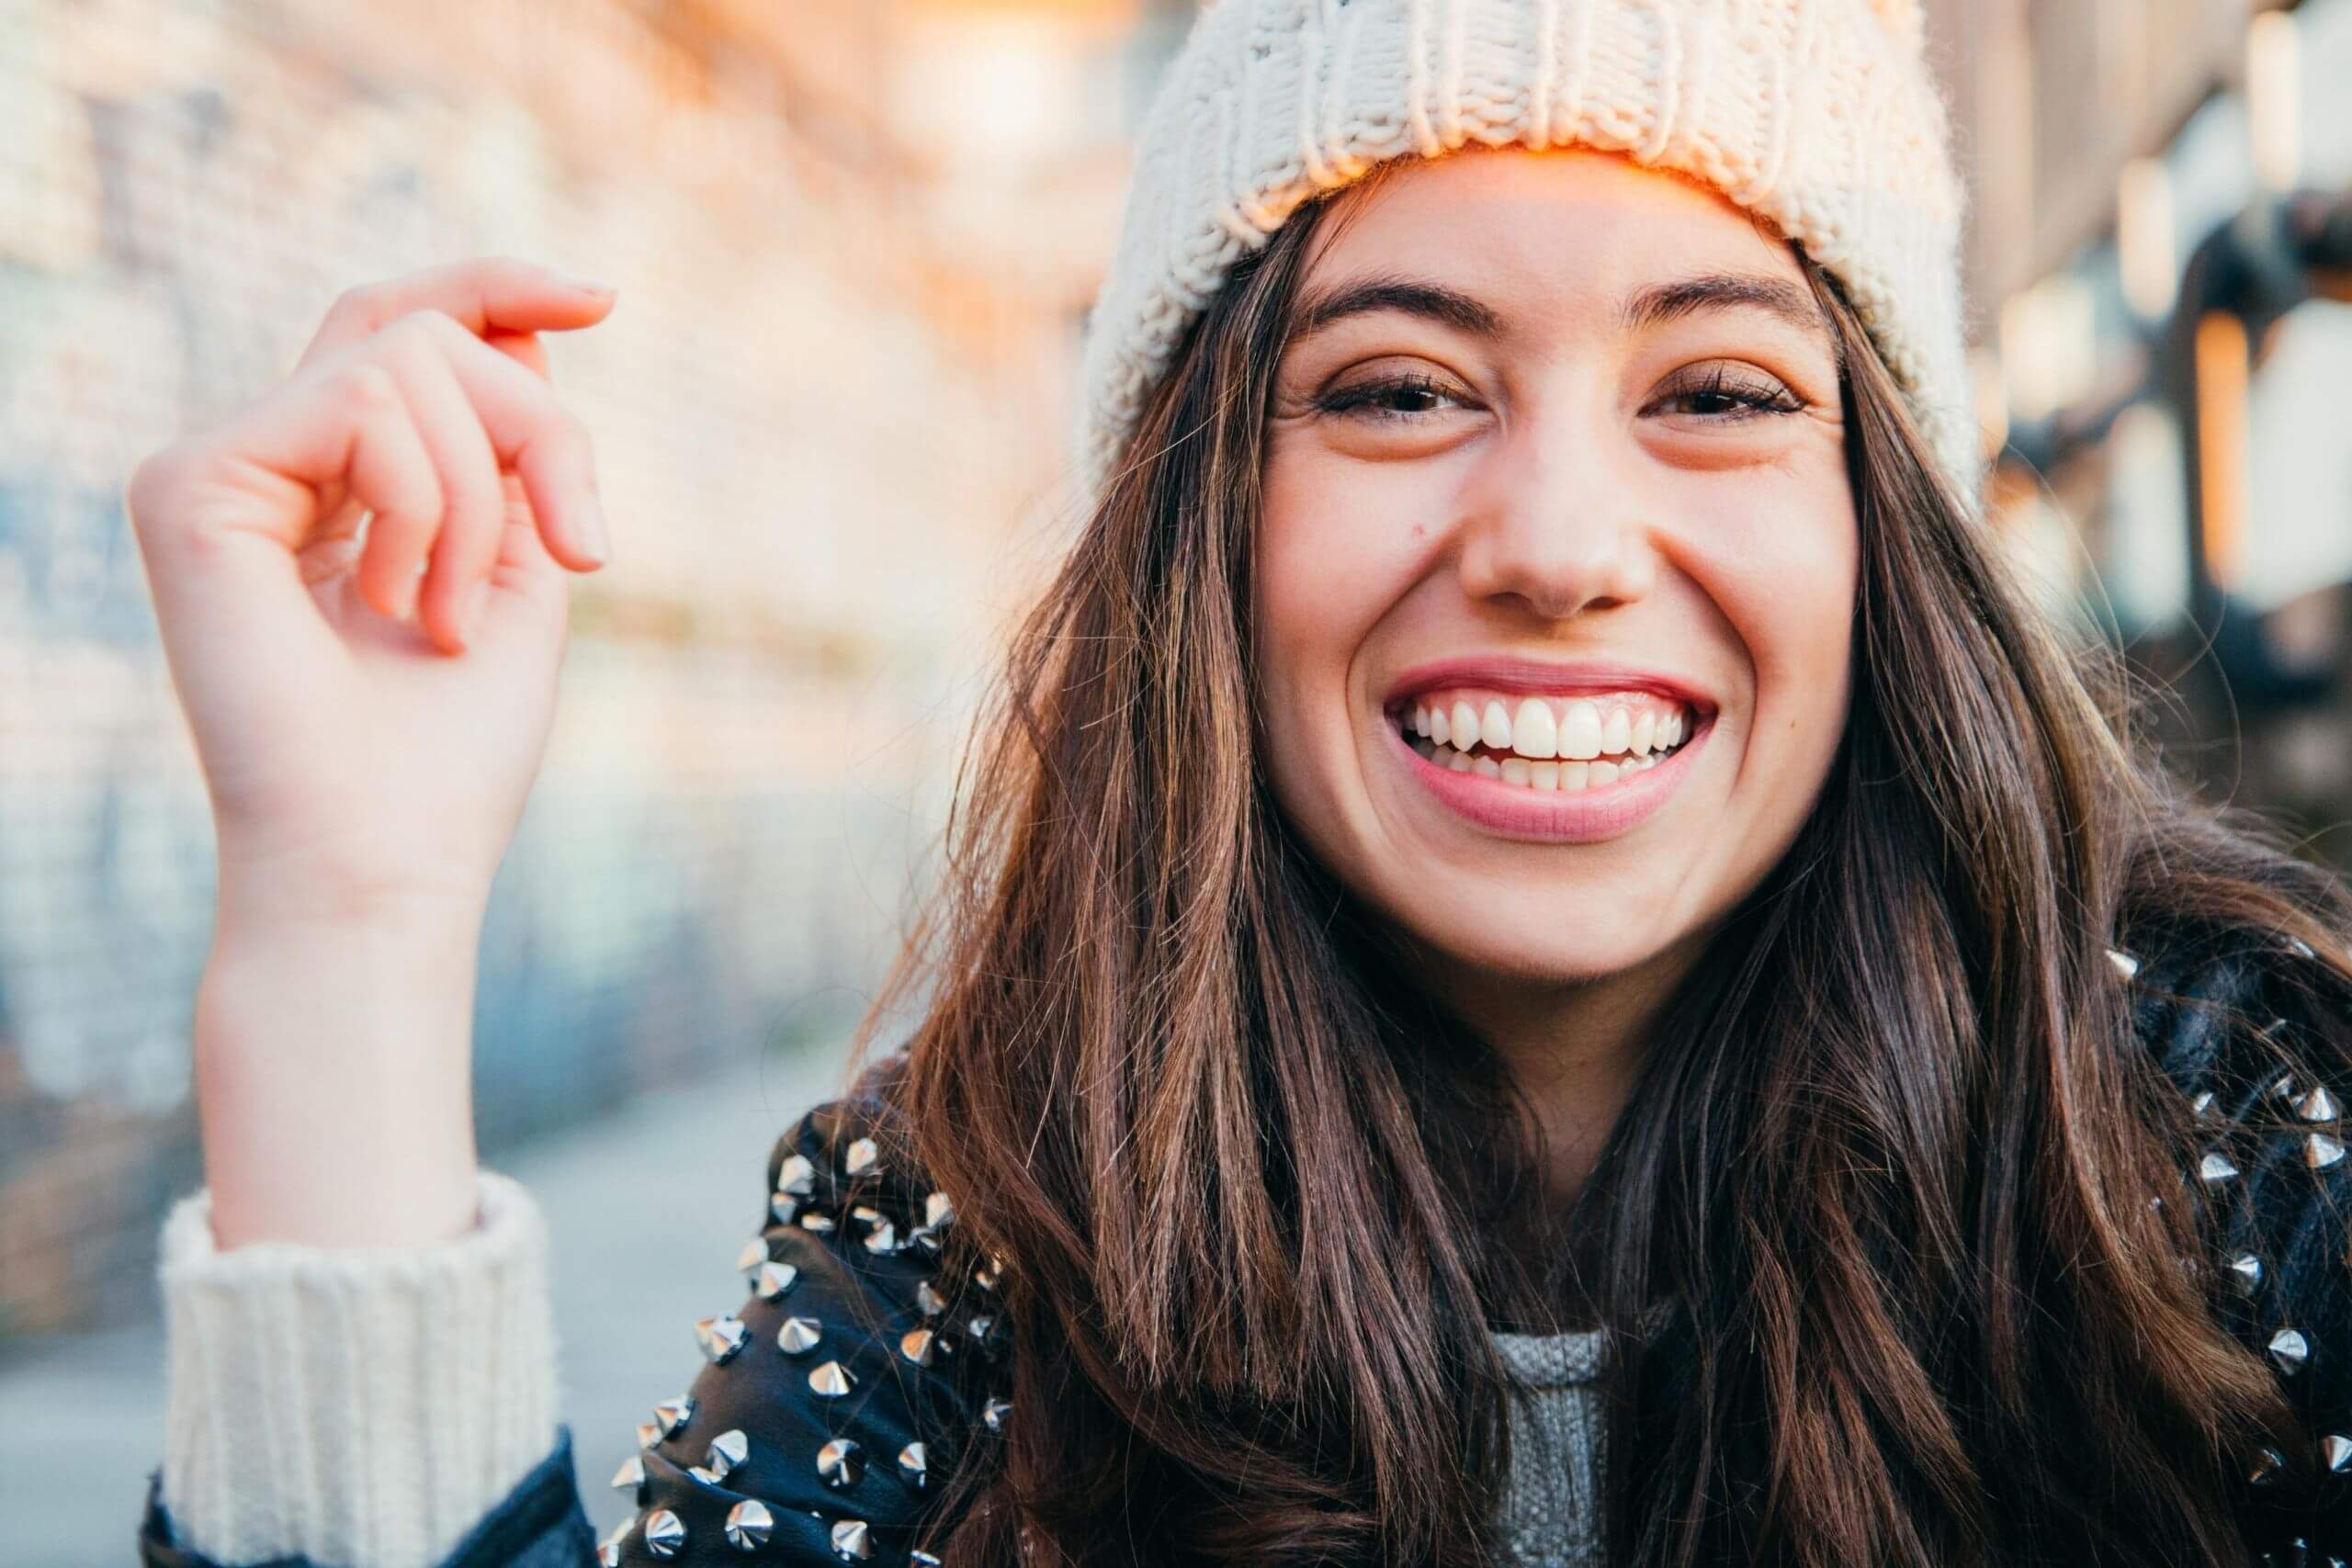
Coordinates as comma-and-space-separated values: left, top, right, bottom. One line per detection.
460, 580, 491, 644
575, 496, 613, 565
559, 272, 615, 297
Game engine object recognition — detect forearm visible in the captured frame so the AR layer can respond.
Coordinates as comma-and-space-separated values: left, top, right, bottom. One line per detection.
196, 887, 486, 1249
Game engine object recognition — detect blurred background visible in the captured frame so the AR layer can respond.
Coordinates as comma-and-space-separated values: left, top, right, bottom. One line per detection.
0, 0, 2347, 1560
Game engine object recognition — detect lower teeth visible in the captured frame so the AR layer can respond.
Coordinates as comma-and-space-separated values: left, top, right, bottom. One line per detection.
1408, 737, 1678, 791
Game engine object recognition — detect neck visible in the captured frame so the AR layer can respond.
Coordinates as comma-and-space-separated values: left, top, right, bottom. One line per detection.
1424, 930, 1707, 1213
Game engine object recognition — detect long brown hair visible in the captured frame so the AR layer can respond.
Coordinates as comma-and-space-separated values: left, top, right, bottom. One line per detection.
864, 168, 2352, 1565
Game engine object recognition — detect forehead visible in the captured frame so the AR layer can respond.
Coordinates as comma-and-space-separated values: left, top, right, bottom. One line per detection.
1298, 146, 1809, 320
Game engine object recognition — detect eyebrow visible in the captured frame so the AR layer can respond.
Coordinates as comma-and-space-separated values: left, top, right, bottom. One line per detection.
1287, 269, 1830, 347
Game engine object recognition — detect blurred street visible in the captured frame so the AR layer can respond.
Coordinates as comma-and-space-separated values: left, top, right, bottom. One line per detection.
0, 1036, 856, 1565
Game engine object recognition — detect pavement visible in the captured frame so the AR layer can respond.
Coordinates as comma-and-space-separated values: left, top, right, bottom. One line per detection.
0, 1040, 854, 1565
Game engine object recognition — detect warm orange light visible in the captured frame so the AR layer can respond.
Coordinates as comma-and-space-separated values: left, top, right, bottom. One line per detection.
2194, 311, 2251, 592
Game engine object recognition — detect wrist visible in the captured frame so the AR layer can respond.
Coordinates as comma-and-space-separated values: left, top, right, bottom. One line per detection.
196, 899, 487, 1249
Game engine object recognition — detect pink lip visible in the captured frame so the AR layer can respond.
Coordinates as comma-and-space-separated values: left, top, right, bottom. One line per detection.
1384, 655, 1715, 711
1377, 656, 1717, 844
1388, 718, 1711, 842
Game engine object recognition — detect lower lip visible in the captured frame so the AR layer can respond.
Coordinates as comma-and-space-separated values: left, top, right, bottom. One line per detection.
1386, 714, 1709, 843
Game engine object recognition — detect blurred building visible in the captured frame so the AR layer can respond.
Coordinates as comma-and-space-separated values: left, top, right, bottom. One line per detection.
0, 0, 1172, 1341
1922, 0, 2352, 846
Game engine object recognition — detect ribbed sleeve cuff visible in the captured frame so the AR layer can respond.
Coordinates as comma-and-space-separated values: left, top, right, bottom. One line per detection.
155, 1168, 560, 1568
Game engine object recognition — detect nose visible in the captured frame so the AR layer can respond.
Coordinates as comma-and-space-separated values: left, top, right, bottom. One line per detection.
1453, 418, 1658, 621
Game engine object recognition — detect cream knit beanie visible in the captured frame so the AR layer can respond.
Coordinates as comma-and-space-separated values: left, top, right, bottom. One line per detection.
1074, 0, 1979, 508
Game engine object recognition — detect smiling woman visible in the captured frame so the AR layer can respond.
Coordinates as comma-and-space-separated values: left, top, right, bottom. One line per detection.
128, 3, 2352, 1568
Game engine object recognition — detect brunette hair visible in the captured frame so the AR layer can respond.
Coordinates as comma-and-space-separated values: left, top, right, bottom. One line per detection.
865, 162, 2352, 1566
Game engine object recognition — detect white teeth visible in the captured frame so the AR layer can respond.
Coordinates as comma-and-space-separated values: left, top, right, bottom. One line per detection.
1630, 710, 1656, 757
1451, 701, 1480, 750
1560, 701, 1603, 761
1559, 761, 1589, 791
1417, 745, 1676, 794
1411, 705, 1429, 739
1446, 748, 1475, 773
1500, 758, 1531, 786
1589, 760, 1621, 786
1479, 700, 1512, 750
1531, 761, 1560, 791
1507, 698, 1555, 759
1600, 708, 1632, 756
1472, 754, 1502, 779
1428, 705, 1451, 746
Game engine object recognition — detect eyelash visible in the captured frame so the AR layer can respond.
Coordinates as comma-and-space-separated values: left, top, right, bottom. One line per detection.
1312, 366, 1807, 423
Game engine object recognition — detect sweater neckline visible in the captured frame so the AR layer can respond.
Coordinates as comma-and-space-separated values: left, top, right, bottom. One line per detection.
1489, 1325, 1608, 1390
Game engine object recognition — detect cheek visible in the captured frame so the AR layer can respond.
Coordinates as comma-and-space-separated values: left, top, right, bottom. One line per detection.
1254, 454, 1441, 709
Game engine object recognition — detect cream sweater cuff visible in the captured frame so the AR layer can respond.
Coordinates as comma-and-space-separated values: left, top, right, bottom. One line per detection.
155, 1168, 561, 1568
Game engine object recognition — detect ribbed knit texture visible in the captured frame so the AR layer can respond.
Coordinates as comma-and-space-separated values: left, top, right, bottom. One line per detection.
1495, 1327, 1609, 1566
153, 1175, 1611, 1564
1074, 0, 1978, 509
156, 1169, 560, 1568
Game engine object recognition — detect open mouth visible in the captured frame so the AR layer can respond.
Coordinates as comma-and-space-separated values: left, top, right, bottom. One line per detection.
1389, 688, 1700, 794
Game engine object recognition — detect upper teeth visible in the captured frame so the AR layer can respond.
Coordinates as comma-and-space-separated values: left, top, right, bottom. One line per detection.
1399, 692, 1691, 762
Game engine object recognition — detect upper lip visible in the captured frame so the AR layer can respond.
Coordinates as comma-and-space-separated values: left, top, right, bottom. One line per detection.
1383, 655, 1717, 716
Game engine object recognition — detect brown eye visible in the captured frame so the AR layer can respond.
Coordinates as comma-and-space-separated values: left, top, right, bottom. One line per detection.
1649, 365, 1805, 422
1315, 372, 1471, 423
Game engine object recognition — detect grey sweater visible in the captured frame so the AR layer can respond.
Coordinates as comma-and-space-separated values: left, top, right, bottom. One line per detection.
157, 1169, 1607, 1566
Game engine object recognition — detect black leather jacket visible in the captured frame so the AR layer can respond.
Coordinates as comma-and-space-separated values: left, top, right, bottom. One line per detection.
138, 926, 2352, 1565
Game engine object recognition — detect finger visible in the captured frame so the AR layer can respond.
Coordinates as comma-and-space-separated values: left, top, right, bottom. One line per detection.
409, 311, 610, 573
372, 317, 511, 652
483, 327, 551, 382
298, 255, 614, 374
334, 365, 446, 620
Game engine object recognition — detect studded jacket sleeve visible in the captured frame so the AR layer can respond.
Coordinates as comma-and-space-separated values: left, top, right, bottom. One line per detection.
2125, 926, 2352, 1561
136, 1070, 1003, 1568
595, 1079, 1007, 1564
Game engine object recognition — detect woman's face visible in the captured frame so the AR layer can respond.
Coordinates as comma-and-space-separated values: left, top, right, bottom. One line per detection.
1257, 147, 1857, 995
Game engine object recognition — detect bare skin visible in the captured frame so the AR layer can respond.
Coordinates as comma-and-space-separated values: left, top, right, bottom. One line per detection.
126, 256, 617, 1247
1255, 149, 1860, 1214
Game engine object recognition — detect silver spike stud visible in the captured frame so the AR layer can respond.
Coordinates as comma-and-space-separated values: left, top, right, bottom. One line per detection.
2287, 935, 2319, 961
900, 1326, 943, 1367
610, 1454, 645, 1493
724, 1497, 775, 1551
653, 1395, 695, 1438
2311, 1134, 2347, 1171
967, 1314, 1000, 1350
831, 1518, 875, 1561
983, 1395, 1012, 1432
2199, 1152, 2240, 1185
915, 1280, 949, 1318
818, 1436, 865, 1488
844, 1135, 881, 1177
643, 1507, 688, 1557
899, 1440, 932, 1489
635, 1420, 662, 1450
2106, 947, 2141, 979
2190, 1089, 2218, 1119
689, 1465, 723, 1486
911, 1554, 944, 1567
863, 1220, 901, 1255
776, 1152, 818, 1196
778, 1315, 823, 1356
707, 1427, 749, 1482
771, 1190, 802, 1225
2228, 1252, 2265, 1297
798, 1210, 837, 1234
754, 1259, 800, 1300
2250, 1446, 2285, 1484
696, 1314, 751, 1365
2326, 1434, 2352, 1473
924, 1191, 955, 1230
598, 1518, 631, 1568
809, 1359, 857, 1398
2270, 1327, 2312, 1375
2301, 1086, 2343, 1124
734, 1237, 769, 1278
